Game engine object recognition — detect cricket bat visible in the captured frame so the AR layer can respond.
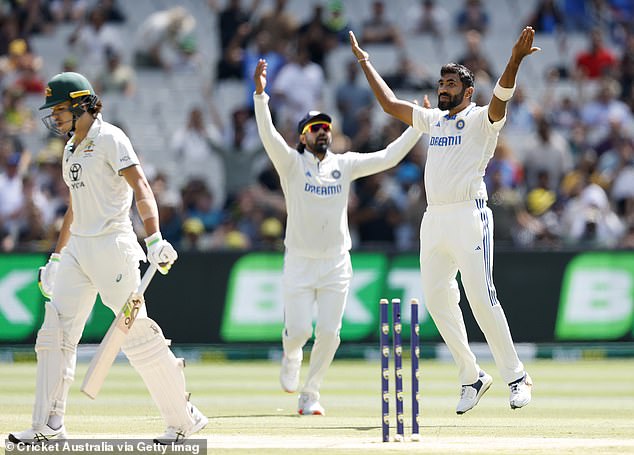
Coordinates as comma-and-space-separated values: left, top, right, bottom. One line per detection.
81, 265, 158, 399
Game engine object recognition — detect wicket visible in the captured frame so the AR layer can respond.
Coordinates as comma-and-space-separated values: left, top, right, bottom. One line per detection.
380, 298, 420, 442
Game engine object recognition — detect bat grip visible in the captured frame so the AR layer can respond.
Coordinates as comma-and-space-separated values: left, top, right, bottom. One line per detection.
137, 264, 158, 295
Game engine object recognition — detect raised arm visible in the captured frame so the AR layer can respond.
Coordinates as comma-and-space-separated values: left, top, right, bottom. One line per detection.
253, 59, 295, 172
489, 26, 540, 122
349, 31, 416, 127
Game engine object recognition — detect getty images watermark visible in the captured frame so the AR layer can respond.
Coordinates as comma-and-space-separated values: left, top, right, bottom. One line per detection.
4, 439, 207, 454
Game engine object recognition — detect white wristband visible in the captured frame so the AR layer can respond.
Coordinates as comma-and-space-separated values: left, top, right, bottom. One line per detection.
493, 80, 515, 101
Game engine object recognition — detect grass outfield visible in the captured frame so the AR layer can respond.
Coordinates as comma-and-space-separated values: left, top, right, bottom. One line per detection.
1, 358, 634, 454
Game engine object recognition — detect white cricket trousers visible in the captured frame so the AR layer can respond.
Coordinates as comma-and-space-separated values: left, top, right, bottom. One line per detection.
282, 251, 352, 399
420, 199, 524, 385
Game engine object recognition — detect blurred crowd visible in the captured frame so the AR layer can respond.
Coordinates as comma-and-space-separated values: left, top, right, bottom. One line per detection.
1, 0, 634, 253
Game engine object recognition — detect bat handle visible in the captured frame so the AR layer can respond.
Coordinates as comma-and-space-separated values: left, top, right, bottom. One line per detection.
137, 264, 158, 295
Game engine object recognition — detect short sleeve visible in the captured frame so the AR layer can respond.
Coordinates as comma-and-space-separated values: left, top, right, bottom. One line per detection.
412, 105, 437, 134
107, 132, 140, 173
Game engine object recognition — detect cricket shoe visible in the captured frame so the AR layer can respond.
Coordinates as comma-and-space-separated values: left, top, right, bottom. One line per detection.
280, 355, 301, 393
456, 370, 493, 415
8, 424, 67, 443
154, 403, 208, 445
298, 393, 325, 416
509, 373, 533, 409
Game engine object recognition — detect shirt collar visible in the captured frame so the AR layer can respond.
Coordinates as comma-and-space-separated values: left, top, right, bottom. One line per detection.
85, 113, 103, 140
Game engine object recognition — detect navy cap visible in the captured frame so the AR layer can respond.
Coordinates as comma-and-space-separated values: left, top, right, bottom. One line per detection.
297, 111, 332, 134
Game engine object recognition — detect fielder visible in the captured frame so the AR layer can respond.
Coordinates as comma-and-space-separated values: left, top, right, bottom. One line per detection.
9, 72, 207, 443
253, 59, 422, 415
350, 27, 539, 413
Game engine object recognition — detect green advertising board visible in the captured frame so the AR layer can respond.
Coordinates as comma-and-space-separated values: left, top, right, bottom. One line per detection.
220, 252, 438, 342
556, 252, 634, 340
0, 255, 118, 343
0, 255, 44, 341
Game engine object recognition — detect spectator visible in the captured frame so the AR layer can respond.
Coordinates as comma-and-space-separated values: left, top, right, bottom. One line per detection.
12, 58, 45, 95
216, 22, 252, 81
526, 0, 565, 34
272, 46, 325, 133
134, 6, 196, 71
254, 0, 298, 55
456, 29, 495, 82
455, 0, 489, 35
360, 1, 403, 47
407, 0, 450, 40
580, 78, 634, 142
184, 187, 224, 233
242, 30, 286, 107
94, 46, 136, 96
382, 52, 435, 91
297, 3, 337, 71
324, 0, 355, 44
171, 107, 226, 210
49, 0, 87, 24
521, 111, 574, 191
504, 86, 539, 134
68, 6, 121, 79
95, 0, 126, 23
216, 107, 266, 202
484, 139, 523, 194
218, 0, 258, 51
350, 172, 403, 247
574, 29, 618, 80
0, 152, 24, 250
560, 182, 625, 247
215, 0, 258, 80
335, 59, 374, 139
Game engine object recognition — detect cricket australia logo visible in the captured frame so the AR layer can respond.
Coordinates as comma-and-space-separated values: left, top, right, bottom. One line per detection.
69, 163, 86, 189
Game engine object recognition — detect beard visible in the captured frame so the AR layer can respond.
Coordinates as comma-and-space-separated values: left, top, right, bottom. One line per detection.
308, 136, 330, 154
438, 89, 466, 111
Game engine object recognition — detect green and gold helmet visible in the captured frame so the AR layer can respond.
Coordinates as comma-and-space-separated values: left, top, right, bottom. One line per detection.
40, 72, 95, 110
40, 72, 99, 135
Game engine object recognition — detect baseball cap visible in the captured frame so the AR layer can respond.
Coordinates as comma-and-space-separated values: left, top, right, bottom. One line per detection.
297, 111, 332, 134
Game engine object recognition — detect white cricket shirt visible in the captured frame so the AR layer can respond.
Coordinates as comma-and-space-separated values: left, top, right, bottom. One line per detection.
62, 114, 140, 236
254, 92, 422, 258
412, 103, 505, 205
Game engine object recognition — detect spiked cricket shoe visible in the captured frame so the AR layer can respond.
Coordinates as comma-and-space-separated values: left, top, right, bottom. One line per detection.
154, 403, 208, 444
298, 393, 325, 416
280, 355, 301, 393
509, 373, 533, 409
456, 370, 493, 414
9, 424, 67, 443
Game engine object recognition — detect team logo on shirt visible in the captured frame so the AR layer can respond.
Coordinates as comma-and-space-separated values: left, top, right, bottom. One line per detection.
69, 163, 86, 189
456, 119, 465, 130
331, 170, 341, 179
82, 140, 95, 154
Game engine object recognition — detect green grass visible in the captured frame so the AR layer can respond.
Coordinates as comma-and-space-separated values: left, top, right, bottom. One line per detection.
1, 358, 634, 454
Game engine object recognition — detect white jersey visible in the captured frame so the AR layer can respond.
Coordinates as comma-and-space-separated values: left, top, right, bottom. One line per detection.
254, 92, 422, 258
62, 114, 140, 236
412, 103, 505, 205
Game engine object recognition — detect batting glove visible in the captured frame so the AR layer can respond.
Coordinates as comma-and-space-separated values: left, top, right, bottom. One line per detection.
38, 253, 61, 299
144, 232, 178, 275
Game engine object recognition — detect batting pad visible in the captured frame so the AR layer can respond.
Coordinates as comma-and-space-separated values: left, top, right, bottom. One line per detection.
122, 319, 194, 430
33, 302, 77, 427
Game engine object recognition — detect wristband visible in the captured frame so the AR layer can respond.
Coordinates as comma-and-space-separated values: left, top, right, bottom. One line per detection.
144, 231, 162, 247
49, 253, 61, 262
358, 57, 369, 63
493, 80, 515, 101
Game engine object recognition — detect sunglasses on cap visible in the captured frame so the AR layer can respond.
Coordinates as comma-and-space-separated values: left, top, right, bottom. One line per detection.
302, 122, 331, 134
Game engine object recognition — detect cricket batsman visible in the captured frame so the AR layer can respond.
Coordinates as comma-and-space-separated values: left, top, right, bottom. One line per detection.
9, 72, 207, 444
